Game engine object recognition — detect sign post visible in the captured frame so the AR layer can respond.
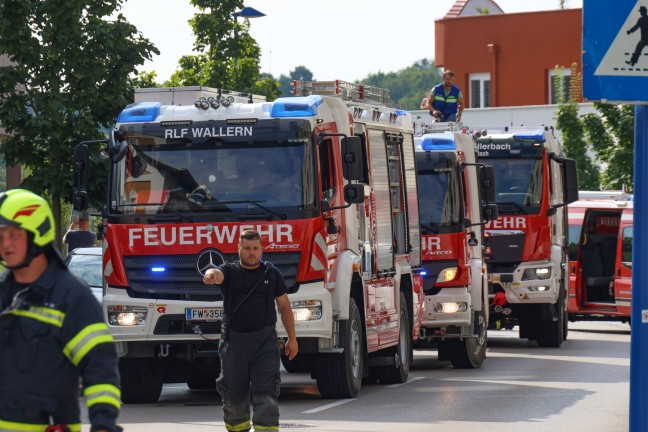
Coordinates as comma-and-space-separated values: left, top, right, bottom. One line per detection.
583, 2, 648, 431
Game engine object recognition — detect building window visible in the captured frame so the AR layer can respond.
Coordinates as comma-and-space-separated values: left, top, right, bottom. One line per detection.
469, 73, 491, 108
549, 68, 571, 104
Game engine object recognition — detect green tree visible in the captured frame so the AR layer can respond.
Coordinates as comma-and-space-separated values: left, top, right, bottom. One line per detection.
0, 0, 158, 246
362, 59, 442, 109
554, 64, 600, 190
582, 103, 634, 191
170, 0, 264, 94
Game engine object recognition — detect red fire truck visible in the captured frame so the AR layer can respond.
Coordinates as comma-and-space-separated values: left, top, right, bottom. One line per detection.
474, 127, 579, 347
567, 192, 633, 322
413, 127, 498, 368
73, 83, 424, 403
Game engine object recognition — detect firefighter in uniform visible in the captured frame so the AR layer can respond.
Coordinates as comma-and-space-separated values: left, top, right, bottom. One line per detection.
0, 189, 122, 432
429, 69, 464, 122
203, 229, 298, 432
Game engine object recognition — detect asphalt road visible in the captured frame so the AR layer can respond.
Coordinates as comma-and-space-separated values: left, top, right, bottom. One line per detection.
85, 321, 631, 432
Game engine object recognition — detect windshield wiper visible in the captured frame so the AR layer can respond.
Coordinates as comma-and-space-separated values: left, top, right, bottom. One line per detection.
495, 201, 528, 215
218, 200, 288, 220
420, 223, 440, 234
148, 208, 194, 223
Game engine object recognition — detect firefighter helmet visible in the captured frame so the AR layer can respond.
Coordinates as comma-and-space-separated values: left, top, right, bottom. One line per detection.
0, 189, 55, 247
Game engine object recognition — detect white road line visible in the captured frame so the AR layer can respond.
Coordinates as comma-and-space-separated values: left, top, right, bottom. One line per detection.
302, 398, 356, 414
385, 376, 426, 388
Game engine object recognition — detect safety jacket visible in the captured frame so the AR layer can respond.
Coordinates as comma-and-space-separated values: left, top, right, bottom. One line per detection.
0, 258, 121, 432
431, 84, 460, 119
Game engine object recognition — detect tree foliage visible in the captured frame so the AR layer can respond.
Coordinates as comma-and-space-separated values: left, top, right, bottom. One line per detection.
582, 103, 634, 191
169, 0, 262, 94
555, 64, 600, 190
555, 64, 634, 192
0, 0, 158, 245
361, 59, 442, 110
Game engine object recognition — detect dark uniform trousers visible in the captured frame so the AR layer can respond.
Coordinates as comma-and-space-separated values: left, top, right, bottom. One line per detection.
217, 325, 280, 432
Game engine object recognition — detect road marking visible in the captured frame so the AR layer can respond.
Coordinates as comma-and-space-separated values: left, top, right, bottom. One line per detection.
302, 399, 356, 414
385, 376, 426, 388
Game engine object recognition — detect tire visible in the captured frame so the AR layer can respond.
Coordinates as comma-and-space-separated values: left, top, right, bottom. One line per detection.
186, 362, 220, 390
281, 354, 311, 374
119, 358, 164, 404
446, 308, 488, 369
315, 297, 364, 398
375, 293, 411, 384
535, 292, 564, 348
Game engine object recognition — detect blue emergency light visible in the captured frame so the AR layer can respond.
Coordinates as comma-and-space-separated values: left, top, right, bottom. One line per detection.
513, 129, 545, 141
270, 95, 323, 118
117, 102, 161, 123
420, 132, 457, 151
151, 267, 166, 273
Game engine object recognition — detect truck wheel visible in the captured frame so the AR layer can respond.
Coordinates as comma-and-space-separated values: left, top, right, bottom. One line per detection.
535, 294, 564, 348
315, 297, 364, 398
281, 354, 311, 374
446, 308, 487, 369
375, 292, 411, 384
186, 362, 220, 390
119, 358, 164, 404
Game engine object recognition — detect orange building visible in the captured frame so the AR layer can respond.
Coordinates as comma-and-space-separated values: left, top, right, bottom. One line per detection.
435, 0, 582, 108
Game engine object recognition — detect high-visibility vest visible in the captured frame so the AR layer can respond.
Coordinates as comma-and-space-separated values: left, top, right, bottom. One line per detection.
432, 84, 460, 118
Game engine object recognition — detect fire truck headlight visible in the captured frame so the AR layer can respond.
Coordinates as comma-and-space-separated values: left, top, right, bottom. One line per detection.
436, 267, 458, 283
528, 286, 550, 292
522, 267, 552, 281
108, 306, 147, 326
291, 300, 322, 321
433, 302, 468, 314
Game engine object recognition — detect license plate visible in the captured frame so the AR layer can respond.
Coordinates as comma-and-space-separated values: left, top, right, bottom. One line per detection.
185, 307, 224, 321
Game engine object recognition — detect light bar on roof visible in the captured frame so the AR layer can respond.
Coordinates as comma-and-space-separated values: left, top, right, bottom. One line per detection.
420, 132, 457, 151
270, 95, 324, 118
513, 129, 546, 141
117, 102, 161, 123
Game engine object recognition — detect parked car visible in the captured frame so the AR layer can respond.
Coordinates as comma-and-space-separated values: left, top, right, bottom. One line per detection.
64, 247, 103, 304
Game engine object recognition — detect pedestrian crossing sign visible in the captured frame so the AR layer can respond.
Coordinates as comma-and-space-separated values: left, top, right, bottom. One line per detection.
583, 0, 648, 102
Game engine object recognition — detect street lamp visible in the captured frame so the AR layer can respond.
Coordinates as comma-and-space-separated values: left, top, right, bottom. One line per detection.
232, 7, 266, 77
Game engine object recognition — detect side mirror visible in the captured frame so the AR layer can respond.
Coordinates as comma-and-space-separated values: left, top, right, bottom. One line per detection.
480, 165, 497, 203
483, 203, 499, 222
341, 136, 364, 181
108, 131, 129, 163
344, 184, 365, 204
73, 144, 89, 191
73, 191, 89, 212
562, 158, 579, 204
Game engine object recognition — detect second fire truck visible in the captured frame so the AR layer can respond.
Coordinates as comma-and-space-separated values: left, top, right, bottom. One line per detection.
413, 126, 498, 368
475, 127, 578, 347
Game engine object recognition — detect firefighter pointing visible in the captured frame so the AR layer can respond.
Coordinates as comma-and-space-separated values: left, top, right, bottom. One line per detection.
0, 189, 122, 432
203, 229, 297, 432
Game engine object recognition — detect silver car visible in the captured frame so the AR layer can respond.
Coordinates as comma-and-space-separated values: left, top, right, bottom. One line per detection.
64, 246, 103, 304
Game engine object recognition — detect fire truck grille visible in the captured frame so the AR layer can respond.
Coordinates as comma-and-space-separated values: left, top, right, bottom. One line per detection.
122, 252, 301, 299
484, 232, 525, 264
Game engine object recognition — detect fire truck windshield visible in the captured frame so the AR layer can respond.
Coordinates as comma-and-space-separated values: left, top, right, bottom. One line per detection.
486, 158, 543, 215
109, 136, 315, 216
415, 154, 462, 233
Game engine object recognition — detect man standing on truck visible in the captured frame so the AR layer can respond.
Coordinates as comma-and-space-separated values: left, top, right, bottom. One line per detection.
0, 189, 122, 432
428, 69, 464, 122
203, 229, 298, 432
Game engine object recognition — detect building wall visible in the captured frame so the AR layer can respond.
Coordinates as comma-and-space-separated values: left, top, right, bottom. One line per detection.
435, 9, 582, 107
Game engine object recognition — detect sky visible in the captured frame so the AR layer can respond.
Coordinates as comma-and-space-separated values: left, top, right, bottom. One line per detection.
119, 0, 584, 83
